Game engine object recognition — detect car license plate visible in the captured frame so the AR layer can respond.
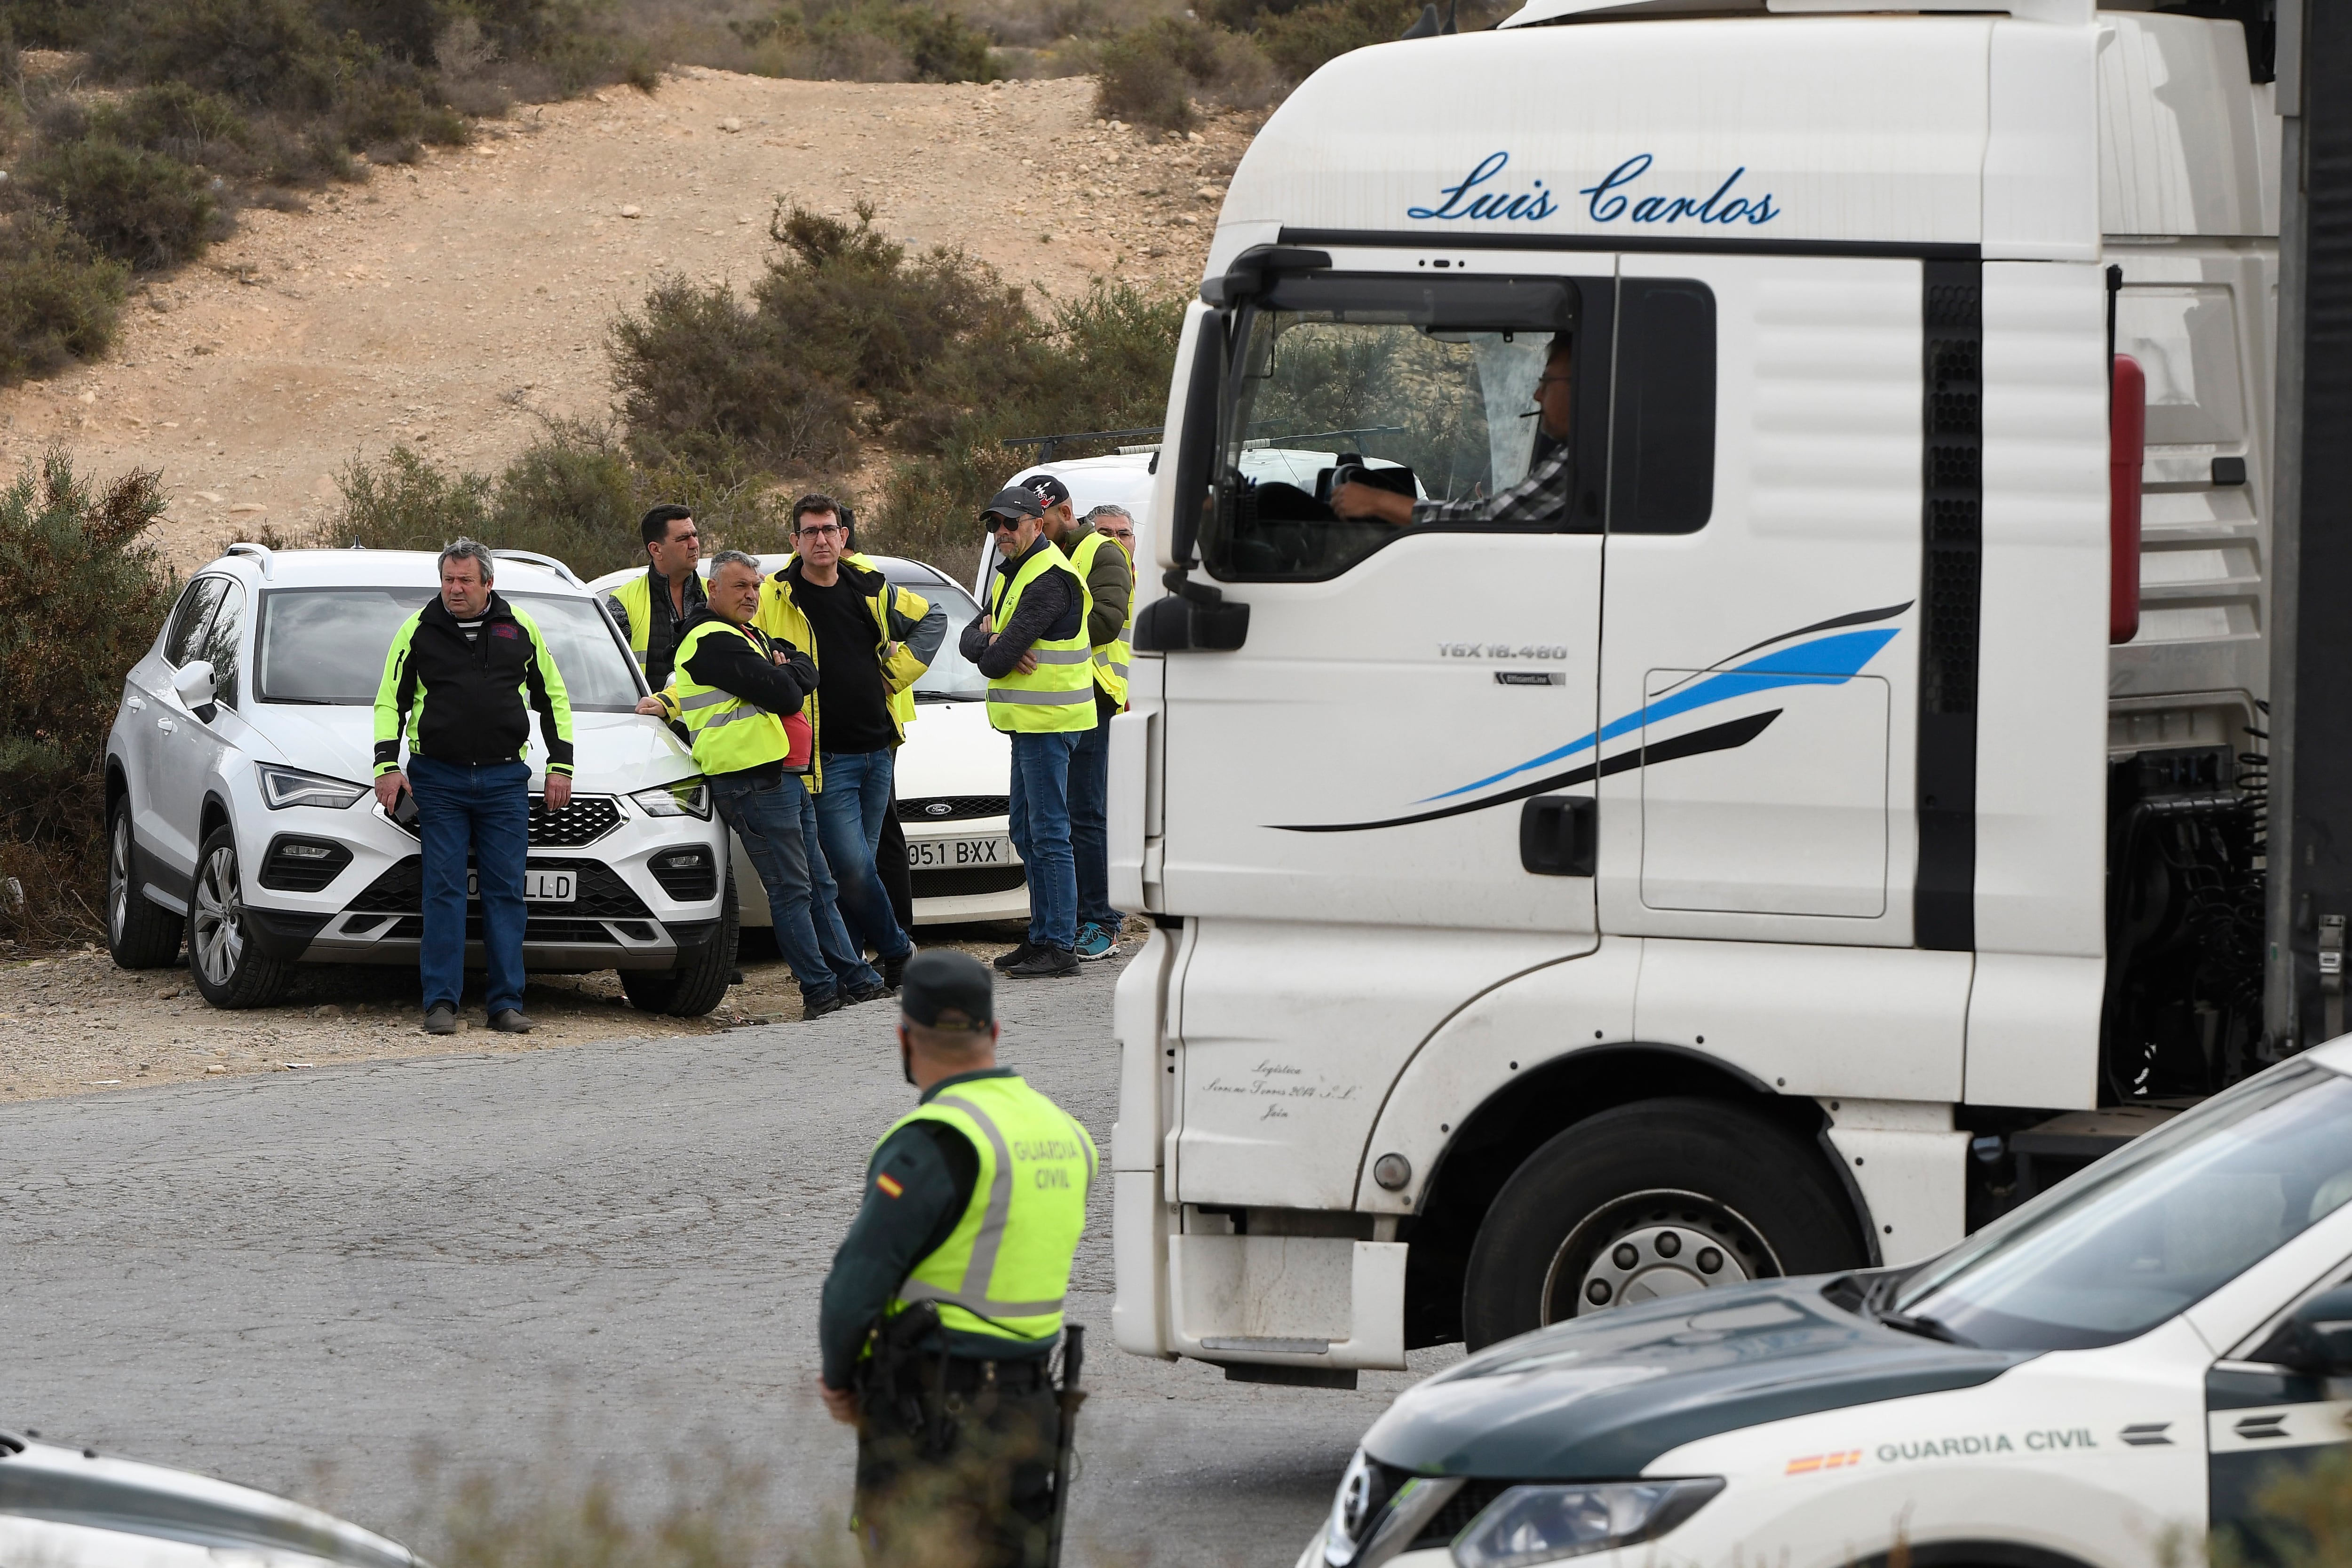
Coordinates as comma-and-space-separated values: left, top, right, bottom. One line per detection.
466, 870, 576, 903
908, 836, 1014, 870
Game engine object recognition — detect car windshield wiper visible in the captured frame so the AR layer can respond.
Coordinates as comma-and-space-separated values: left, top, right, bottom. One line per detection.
1876, 1308, 1971, 1346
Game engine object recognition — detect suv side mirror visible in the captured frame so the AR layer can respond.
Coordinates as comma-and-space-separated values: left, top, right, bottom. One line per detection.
2252, 1284, 2352, 1377
173, 660, 218, 721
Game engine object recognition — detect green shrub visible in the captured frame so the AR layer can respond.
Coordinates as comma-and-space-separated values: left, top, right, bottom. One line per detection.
25, 135, 225, 270
0, 214, 127, 381
1092, 14, 1273, 128
0, 450, 172, 945
1254, 0, 1416, 79
740, 0, 1001, 82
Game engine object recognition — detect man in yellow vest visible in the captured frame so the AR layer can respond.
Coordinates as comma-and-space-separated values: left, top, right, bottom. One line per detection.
818, 949, 1095, 1567
603, 504, 707, 689
957, 486, 1096, 979
641, 550, 885, 1017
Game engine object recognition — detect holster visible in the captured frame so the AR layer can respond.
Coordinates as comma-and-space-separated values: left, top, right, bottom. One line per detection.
853, 1302, 958, 1460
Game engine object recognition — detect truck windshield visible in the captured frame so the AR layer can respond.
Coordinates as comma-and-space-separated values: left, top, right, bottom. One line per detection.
256, 587, 645, 713
1893, 1062, 2352, 1351
1206, 274, 1582, 580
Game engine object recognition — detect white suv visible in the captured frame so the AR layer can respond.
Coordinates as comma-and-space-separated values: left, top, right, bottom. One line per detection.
103, 544, 737, 1015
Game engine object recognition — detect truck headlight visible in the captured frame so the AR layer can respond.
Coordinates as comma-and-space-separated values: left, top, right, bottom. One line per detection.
257, 764, 369, 810
630, 780, 712, 820
1452, 1478, 1723, 1567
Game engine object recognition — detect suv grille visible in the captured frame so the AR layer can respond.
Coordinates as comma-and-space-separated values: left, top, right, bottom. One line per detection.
648, 845, 717, 903
1409, 1479, 1511, 1549
390, 794, 621, 848
385, 915, 620, 945
912, 864, 1025, 899
897, 795, 1009, 823
347, 856, 652, 919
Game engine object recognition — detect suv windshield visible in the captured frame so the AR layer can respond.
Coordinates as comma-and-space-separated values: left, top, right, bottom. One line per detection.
256, 587, 644, 713
1894, 1062, 2352, 1351
897, 575, 987, 703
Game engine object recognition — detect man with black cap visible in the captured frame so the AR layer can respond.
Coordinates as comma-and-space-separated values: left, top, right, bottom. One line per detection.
818, 949, 1096, 1567
958, 485, 1096, 979
1017, 475, 1132, 964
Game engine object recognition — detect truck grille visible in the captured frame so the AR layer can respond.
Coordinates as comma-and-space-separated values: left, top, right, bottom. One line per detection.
897, 795, 1009, 823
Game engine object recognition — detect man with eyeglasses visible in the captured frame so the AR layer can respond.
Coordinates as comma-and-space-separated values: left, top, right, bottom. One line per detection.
604, 504, 707, 689
1331, 331, 1577, 529
757, 494, 946, 990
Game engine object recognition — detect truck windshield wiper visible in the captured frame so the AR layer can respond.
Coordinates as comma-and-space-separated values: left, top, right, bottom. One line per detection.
1876, 1308, 1970, 1346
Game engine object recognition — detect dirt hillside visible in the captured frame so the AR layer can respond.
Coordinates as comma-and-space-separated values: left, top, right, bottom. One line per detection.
0, 67, 1241, 568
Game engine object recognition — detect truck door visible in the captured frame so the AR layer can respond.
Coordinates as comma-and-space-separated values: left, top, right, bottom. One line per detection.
1157, 268, 1613, 936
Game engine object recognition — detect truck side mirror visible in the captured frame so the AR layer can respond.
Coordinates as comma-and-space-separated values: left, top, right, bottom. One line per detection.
1168, 309, 1226, 570
2252, 1284, 2352, 1377
173, 659, 219, 722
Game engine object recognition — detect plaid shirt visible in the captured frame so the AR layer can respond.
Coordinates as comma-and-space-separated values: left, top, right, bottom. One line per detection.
1411, 440, 1576, 528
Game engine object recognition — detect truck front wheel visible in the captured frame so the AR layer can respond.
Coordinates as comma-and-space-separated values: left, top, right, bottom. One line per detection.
1461, 1096, 1864, 1350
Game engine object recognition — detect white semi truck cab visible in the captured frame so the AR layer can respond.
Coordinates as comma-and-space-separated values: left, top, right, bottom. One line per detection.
1102, 0, 2283, 1384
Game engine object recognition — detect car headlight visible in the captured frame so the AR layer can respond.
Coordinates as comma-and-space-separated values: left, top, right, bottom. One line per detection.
630, 780, 712, 820
257, 764, 369, 810
1452, 1479, 1723, 1567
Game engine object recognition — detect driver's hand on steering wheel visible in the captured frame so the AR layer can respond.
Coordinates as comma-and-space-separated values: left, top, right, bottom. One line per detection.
1330, 479, 1415, 528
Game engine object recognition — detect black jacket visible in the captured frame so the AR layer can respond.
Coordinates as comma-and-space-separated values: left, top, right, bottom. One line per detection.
373, 592, 575, 776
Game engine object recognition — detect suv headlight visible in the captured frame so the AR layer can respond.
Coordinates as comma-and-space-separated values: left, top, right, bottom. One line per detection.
1452, 1478, 1723, 1567
630, 780, 712, 820
257, 764, 369, 810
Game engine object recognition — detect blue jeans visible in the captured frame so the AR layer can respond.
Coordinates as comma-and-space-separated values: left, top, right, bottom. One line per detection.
709, 770, 879, 997
1007, 730, 1080, 950
408, 755, 530, 1015
813, 750, 912, 962
1068, 695, 1119, 930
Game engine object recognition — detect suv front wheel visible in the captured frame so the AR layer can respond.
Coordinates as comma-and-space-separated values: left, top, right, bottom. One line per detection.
107, 796, 183, 969
187, 824, 294, 1009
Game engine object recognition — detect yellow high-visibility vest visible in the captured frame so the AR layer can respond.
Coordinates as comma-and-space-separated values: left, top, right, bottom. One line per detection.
984, 542, 1097, 734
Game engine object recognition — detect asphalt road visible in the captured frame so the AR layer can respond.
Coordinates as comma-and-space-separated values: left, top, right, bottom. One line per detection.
0, 950, 1458, 1565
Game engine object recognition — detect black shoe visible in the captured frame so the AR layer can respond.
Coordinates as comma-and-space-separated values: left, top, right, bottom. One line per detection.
489, 1009, 536, 1034
422, 1004, 457, 1036
993, 942, 1037, 972
880, 952, 908, 991
1005, 944, 1079, 979
728, 969, 746, 986
845, 982, 890, 1005
803, 988, 844, 1020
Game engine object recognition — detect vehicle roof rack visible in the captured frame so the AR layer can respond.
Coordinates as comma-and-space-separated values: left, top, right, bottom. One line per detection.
223, 541, 276, 578
1003, 427, 1167, 464
492, 548, 583, 587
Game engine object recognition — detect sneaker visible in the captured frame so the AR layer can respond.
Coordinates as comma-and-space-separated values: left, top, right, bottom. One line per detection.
1005, 944, 1079, 979
803, 987, 844, 1020
1073, 922, 1116, 962
845, 982, 890, 1006
421, 1004, 457, 1036
993, 941, 1038, 972
880, 951, 909, 991
489, 1009, 536, 1034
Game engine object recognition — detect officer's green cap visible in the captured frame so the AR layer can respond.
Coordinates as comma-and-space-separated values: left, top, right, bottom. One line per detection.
899, 949, 994, 1032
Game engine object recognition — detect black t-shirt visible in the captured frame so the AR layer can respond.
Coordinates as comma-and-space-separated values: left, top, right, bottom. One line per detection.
794, 571, 896, 755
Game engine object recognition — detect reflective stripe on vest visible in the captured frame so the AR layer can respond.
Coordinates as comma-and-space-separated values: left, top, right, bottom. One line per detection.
882, 1076, 1096, 1341
985, 541, 1097, 734
672, 620, 790, 775
1066, 530, 1132, 706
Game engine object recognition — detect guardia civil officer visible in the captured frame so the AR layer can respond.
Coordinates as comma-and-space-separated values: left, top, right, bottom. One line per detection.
817, 950, 1096, 1568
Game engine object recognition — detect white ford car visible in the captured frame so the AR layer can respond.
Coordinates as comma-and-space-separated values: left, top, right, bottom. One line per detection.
0, 1425, 420, 1568
103, 545, 737, 1016
583, 552, 1029, 929
1307, 1036, 2352, 1568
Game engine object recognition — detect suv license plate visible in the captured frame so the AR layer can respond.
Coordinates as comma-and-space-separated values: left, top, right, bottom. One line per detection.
466, 870, 576, 903
908, 836, 1013, 869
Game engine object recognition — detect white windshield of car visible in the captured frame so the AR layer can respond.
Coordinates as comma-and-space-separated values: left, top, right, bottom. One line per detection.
1895, 1063, 2352, 1351
895, 576, 987, 702
256, 588, 644, 713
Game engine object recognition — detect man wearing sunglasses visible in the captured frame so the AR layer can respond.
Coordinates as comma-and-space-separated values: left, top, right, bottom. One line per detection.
1331, 330, 1576, 529
756, 493, 946, 990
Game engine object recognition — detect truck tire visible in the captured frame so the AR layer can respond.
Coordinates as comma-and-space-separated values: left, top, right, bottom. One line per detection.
186, 824, 295, 1009
1461, 1096, 1863, 1351
107, 797, 182, 969
621, 871, 739, 1017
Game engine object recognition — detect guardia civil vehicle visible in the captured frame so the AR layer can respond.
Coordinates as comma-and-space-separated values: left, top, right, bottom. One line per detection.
1104, 0, 2291, 1394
